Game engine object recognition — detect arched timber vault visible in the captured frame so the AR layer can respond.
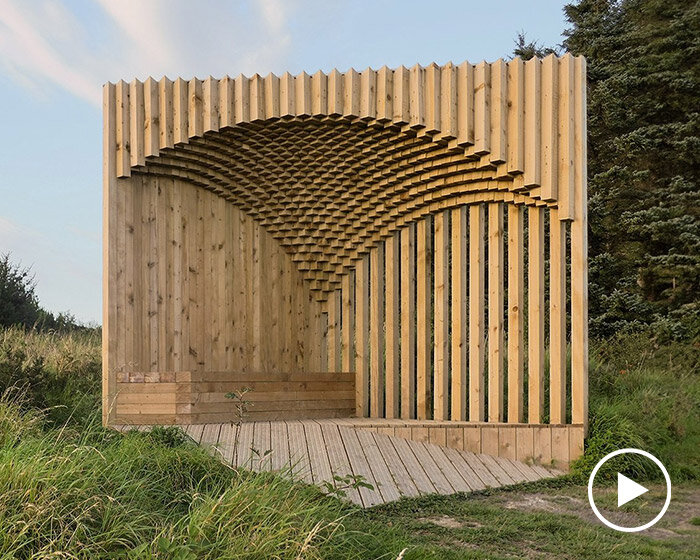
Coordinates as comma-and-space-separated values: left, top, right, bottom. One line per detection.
104, 55, 588, 469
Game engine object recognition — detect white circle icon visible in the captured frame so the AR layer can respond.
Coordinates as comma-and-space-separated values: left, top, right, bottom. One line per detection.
587, 448, 671, 532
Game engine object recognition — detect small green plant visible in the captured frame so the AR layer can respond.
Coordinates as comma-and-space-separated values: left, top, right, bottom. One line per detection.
224, 386, 253, 427
321, 473, 374, 500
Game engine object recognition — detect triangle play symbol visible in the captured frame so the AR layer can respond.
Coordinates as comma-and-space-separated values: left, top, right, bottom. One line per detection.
618, 473, 649, 507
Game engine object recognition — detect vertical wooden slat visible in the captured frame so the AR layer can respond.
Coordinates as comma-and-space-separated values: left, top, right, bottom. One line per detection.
341, 272, 355, 373
393, 66, 410, 124
156, 178, 167, 370
103, 82, 117, 424
400, 224, 416, 419
425, 63, 441, 133
440, 62, 457, 139
265, 73, 281, 119
173, 78, 188, 145
474, 61, 491, 155
295, 71, 311, 116
115, 80, 130, 177
524, 58, 541, 187
250, 74, 266, 121
385, 233, 400, 418
218, 75, 235, 128
488, 203, 504, 422
355, 256, 370, 416
507, 204, 525, 423
129, 80, 144, 168
528, 206, 545, 423
456, 61, 474, 146
416, 217, 432, 419
409, 64, 425, 129
327, 289, 341, 372
311, 70, 328, 116
360, 67, 376, 120
344, 69, 360, 117
279, 72, 295, 118
143, 77, 159, 158
203, 76, 219, 132
571, 56, 589, 430
507, 58, 525, 174
540, 55, 559, 201
188, 78, 203, 138
370, 244, 385, 417
376, 65, 393, 122
252, 221, 262, 371
158, 77, 173, 149
433, 211, 449, 420
558, 54, 575, 219
469, 204, 486, 421
450, 206, 468, 420
235, 74, 250, 123
490, 59, 507, 164
550, 208, 567, 424
326, 69, 342, 116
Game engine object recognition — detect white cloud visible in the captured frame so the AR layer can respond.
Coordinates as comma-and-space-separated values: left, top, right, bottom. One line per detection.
0, 0, 101, 104
0, 0, 297, 106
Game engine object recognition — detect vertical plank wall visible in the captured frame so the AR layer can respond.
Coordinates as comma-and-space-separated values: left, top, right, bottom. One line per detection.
111, 174, 325, 377
340, 202, 576, 427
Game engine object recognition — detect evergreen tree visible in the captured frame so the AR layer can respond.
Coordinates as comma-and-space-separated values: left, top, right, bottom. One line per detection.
0, 253, 41, 328
519, 0, 699, 339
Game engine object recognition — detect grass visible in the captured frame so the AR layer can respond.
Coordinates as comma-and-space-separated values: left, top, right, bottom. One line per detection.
0, 326, 697, 558
571, 333, 699, 482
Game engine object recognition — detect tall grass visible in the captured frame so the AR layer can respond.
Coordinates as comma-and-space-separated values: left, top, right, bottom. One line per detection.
0, 326, 697, 557
0, 326, 101, 424
571, 332, 699, 481
0, 393, 405, 559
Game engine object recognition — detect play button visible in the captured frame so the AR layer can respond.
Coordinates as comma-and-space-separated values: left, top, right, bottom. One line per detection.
617, 473, 648, 507
588, 448, 671, 532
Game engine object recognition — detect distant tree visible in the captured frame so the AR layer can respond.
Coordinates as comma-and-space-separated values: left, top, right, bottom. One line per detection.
0, 253, 86, 331
512, 32, 560, 60
0, 253, 41, 328
515, 0, 700, 339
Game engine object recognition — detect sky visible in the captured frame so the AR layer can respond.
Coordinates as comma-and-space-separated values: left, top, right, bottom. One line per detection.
0, 0, 569, 325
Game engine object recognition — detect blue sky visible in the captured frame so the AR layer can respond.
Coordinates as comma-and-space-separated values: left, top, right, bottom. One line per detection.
0, 0, 569, 325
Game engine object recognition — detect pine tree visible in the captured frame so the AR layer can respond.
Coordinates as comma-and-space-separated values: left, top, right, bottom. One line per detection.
538, 0, 700, 338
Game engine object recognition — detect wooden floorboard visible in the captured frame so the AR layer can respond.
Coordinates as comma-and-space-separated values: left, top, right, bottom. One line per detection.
320, 423, 362, 504
167, 420, 564, 507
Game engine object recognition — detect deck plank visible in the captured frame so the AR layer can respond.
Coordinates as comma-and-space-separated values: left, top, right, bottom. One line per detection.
372, 432, 421, 498
286, 421, 313, 483
320, 423, 362, 505
408, 441, 455, 494
355, 430, 402, 502
389, 436, 438, 495
424, 442, 474, 493
269, 421, 290, 472
251, 421, 272, 471
234, 422, 255, 468
187, 420, 562, 508
442, 446, 487, 491
303, 421, 334, 485
184, 424, 205, 444
217, 423, 237, 463
476, 453, 516, 485
339, 426, 384, 507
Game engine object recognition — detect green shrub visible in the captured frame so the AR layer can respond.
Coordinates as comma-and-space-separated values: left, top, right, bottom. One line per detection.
0, 326, 100, 425
571, 333, 700, 481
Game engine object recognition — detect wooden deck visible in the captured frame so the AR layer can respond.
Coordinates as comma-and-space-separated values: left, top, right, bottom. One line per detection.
166, 419, 564, 507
